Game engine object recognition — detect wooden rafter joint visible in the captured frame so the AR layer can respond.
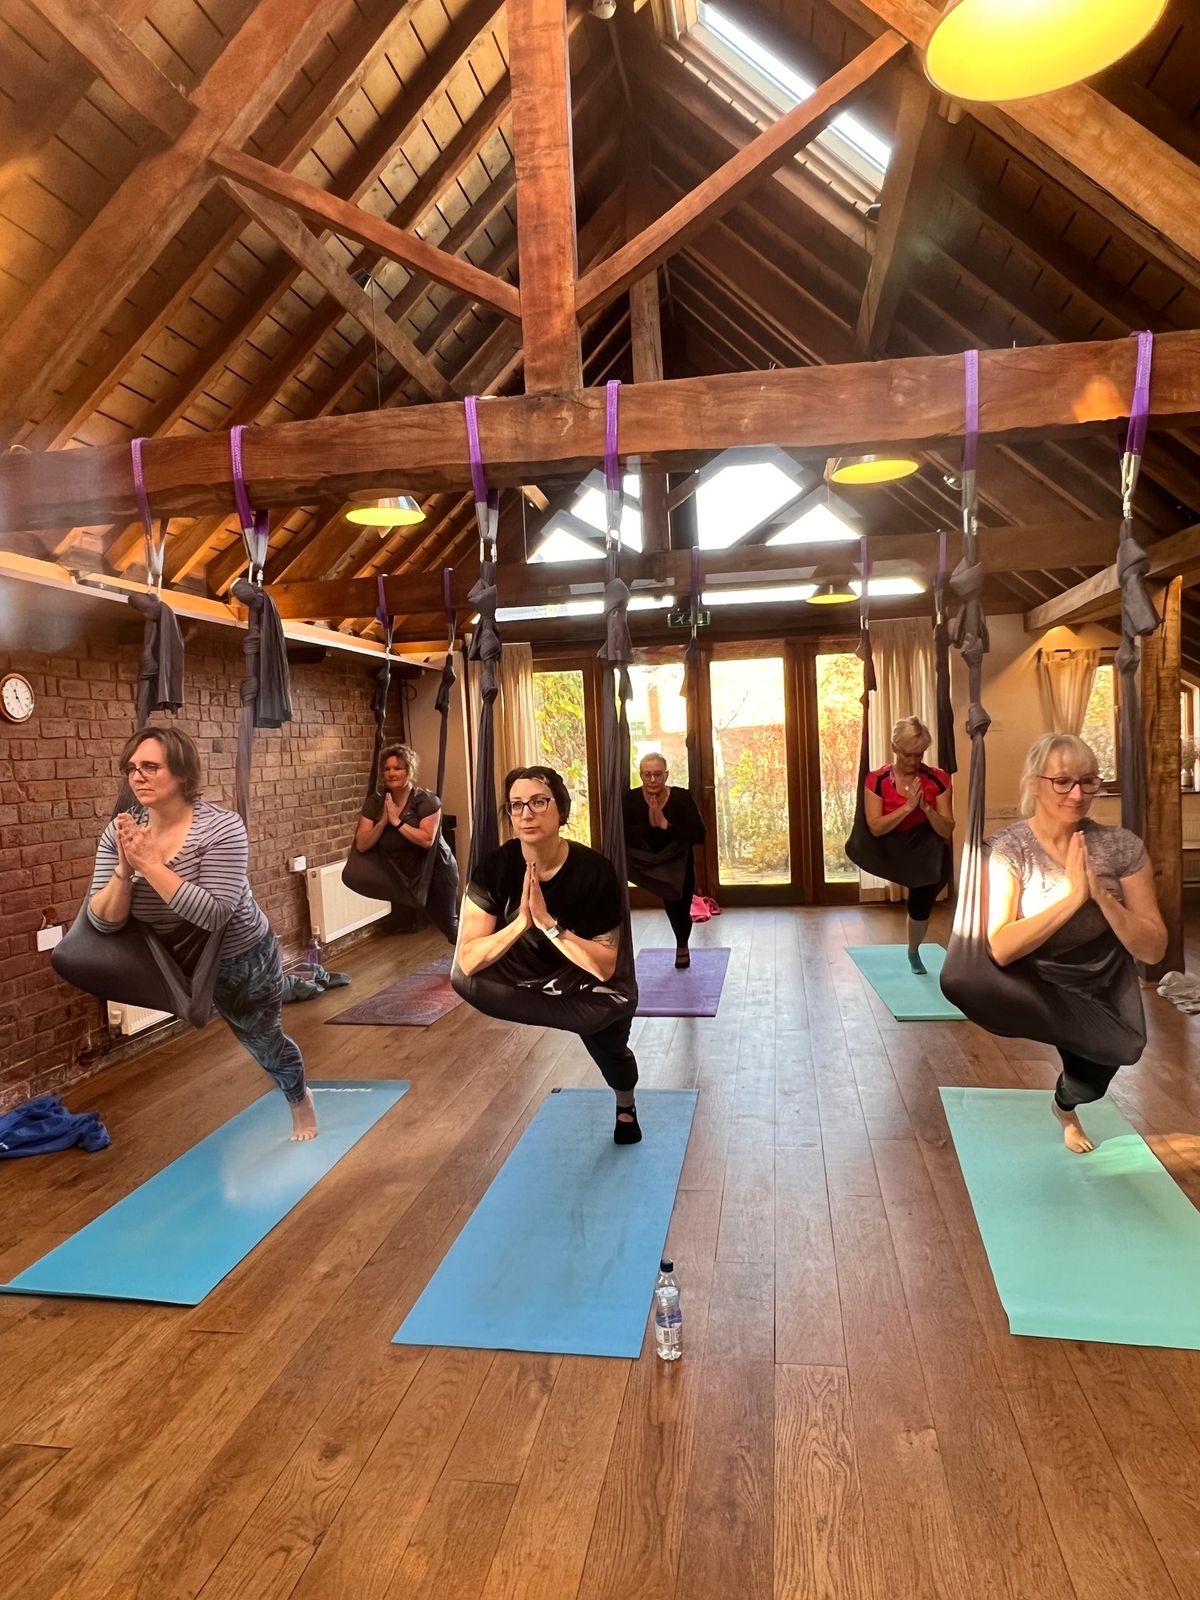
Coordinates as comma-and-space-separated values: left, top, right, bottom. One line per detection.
1024, 522, 1200, 632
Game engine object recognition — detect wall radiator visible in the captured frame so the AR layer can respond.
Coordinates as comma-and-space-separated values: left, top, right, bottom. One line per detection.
107, 1001, 173, 1036
305, 858, 390, 943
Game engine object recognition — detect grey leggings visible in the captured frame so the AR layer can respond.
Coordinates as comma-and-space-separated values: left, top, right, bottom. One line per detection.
212, 932, 307, 1104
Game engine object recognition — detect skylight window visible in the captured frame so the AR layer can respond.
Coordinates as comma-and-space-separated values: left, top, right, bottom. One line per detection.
531, 525, 604, 564
497, 594, 673, 624
697, 3, 890, 183
767, 501, 860, 546
695, 457, 803, 549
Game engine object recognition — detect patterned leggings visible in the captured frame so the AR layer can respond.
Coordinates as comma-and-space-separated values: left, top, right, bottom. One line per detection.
212, 932, 307, 1104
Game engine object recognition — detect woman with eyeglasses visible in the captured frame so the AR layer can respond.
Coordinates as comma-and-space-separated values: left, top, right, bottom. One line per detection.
453, 766, 642, 1144
987, 732, 1165, 1153
85, 726, 316, 1141
623, 752, 706, 969
352, 742, 460, 942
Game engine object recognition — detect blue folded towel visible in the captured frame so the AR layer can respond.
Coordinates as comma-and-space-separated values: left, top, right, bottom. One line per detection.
0, 1095, 110, 1158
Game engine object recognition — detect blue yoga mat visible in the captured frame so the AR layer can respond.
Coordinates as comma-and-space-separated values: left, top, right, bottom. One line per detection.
394, 1088, 697, 1358
846, 943, 964, 1020
942, 1088, 1200, 1349
1, 1081, 408, 1305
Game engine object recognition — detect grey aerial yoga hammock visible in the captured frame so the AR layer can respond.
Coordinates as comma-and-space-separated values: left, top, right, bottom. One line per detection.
938, 341, 1157, 1066
51, 429, 287, 1029
341, 571, 460, 915
843, 533, 956, 891
451, 384, 640, 1033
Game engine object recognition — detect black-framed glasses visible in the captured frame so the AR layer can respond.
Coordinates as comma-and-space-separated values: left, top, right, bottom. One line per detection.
1038, 774, 1101, 796
505, 795, 554, 817
123, 761, 163, 779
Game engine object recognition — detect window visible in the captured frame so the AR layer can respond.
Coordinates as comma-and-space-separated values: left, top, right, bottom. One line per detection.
815, 651, 862, 882
1080, 664, 1117, 784
709, 655, 791, 885
627, 661, 689, 787
531, 670, 592, 845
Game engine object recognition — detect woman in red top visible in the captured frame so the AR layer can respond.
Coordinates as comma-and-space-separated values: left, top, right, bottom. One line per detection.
864, 715, 955, 974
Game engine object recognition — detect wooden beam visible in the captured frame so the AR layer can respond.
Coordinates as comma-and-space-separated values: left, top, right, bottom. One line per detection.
855, 69, 942, 358
28, 0, 195, 141
1140, 576, 1183, 981
8, 330, 1200, 530
509, 0, 581, 392
210, 147, 521, 323
0, 0, 340, 446
220, 182, 456, 404
268, 519, 1124, 618
832, 0, 1200, 296
1024, 523, 1200, 632
575, 31, 906, 320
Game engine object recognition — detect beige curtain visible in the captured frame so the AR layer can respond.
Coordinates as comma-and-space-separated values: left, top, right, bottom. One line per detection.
467, 640, 538, 807
860, 617, 937, 905
1038, 648, 1099, 735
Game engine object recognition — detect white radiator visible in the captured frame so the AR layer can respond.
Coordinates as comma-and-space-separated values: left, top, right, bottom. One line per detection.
305, 858, 390, 942
107, 1001, 173, 1036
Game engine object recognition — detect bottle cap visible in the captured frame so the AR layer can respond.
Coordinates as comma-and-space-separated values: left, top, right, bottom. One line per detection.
660, 1258, 673, 1272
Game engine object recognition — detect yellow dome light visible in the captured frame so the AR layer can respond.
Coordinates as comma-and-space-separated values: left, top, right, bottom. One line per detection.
806, 580, 857, 605
925, 0, 1166, 102
828, 453, 920, 485
345, 494, 426, 528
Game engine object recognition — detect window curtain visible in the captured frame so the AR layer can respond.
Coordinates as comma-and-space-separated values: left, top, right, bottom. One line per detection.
467, 641, 538, 820
1038, 648, 1099, 735
860, 617, 938, 905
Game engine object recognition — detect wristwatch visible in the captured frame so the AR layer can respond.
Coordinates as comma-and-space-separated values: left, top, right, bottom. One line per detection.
541, 922, 562, 941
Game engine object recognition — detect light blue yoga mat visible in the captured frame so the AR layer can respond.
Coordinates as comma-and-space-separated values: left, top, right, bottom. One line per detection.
846, 943, 964, 1021
1, 1081, 408, 1305
942, 1088, 1200, 1349
394, 1088, 697, 1358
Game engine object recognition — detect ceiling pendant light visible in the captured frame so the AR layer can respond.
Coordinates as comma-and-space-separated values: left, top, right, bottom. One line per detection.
828, 453, 920, 486
806, 580, 858, 606
925, 0, 1166, 103
346, 272, 426, 533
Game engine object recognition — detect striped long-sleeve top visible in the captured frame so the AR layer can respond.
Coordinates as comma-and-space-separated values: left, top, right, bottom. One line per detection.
86, 800, 268, 961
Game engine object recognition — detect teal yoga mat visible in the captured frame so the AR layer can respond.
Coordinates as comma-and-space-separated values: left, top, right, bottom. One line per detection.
942, 1087, 1200, 1349
1, 1081, 409, 1305
394, 1088, 697, 1358
846, 943, 964, 1021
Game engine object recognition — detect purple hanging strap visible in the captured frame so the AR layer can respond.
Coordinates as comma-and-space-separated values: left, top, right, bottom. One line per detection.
464, 396, 498, 558
604, 379, 622, 539
1121, 331, 1154, 513
376, 573, 394, 652
443, 566, 455, 644
230, 425, 269, 582
130, 435, 166, 592
858, 534, 871, 626
961, 349, 979, 537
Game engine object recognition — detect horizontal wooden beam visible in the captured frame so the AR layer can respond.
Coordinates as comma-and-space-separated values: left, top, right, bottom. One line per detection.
1024, 522, 1200, 632
575, 30, 906, 320
5, 330, 1200, 532
269, 519, 1124, 619
211, 146, 521, 323
29, 0, 195, 141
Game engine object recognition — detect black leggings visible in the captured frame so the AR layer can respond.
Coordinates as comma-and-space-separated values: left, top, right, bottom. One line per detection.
423, 859, 461, 944
907, 882, 942, 922
663, 853, 696, 948
1054, 1049, 1120, 1113
580, 1017, 639, 1093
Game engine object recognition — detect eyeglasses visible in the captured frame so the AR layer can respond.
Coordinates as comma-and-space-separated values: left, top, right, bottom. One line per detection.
123, 761, 163, 779
505, 795, 554, 817
1038, 774, 1101, 796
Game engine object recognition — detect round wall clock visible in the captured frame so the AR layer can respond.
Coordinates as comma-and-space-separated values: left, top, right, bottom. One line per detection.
1, 672, 35, 723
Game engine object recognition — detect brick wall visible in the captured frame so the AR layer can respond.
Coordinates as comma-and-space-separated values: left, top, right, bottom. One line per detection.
0, 615, 402, 1111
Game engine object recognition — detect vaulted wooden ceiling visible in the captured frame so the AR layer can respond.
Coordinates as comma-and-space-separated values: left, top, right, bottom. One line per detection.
1, 0, 1199, 659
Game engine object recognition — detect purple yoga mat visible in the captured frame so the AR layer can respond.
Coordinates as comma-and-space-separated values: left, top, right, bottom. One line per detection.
634, 947, 731, 1017
327, 953, 462, 1028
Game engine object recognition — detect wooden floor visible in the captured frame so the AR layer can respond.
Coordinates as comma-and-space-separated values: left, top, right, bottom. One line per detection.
4, 905, 1200, 1600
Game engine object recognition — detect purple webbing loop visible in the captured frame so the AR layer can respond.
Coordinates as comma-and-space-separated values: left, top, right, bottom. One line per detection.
130, 437, 153, 537
938, 527, 947, 578
464, 396, 488, 507
962, 349, 979, 476
443, 566, 455, 625
690, 545, 701, 633
604, 379, 622, 537
230, 425, 255, 534
1124, 330, 1154, 460
376, 574, 389, 627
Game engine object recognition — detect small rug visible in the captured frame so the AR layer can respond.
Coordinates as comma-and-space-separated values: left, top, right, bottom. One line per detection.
326, 953, 462, 1028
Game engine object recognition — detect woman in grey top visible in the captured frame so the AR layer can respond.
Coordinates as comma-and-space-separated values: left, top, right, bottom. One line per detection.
987, 733, 1165, 1153
87, 726, 316, 1141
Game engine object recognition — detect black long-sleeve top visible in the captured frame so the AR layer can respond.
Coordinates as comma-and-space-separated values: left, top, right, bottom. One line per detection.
622, 785, 707, 854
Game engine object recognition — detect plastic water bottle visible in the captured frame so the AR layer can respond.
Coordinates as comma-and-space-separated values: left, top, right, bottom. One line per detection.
654, 1258, 682, 1361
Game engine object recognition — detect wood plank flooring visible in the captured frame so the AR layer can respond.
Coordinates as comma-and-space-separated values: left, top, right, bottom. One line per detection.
3, 903, 1200, 1599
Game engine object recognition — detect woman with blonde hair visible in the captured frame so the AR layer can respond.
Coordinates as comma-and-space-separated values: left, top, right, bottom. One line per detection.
987, 732, 1165, 1153
862, 714, 955, 973
353, 741, 460, 942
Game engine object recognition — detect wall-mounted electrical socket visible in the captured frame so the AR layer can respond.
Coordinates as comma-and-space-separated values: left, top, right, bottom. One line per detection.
290, 855, 307, 873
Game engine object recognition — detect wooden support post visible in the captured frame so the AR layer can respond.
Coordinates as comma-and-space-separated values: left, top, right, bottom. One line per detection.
509, 0, 581, 392
1140, 577, 1184, 982
626, 148, 670, 555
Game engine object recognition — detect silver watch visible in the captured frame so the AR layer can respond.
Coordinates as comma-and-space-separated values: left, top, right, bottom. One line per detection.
542, 922, 562, 941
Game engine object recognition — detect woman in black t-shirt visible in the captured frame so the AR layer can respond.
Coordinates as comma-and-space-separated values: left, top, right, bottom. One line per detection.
453, 765, 642, 1145
353, 743, 460, 941
623, 751, 706, 968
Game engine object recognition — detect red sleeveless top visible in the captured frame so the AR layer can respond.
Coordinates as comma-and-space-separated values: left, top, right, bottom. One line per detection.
866, 764, 949, 832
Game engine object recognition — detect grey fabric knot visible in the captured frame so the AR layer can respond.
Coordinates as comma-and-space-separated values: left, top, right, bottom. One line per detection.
127, 591, 185, 724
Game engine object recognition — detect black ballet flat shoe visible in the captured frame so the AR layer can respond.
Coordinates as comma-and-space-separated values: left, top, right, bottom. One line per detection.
614, 1102, 643, 1145
674, 948, 691, 970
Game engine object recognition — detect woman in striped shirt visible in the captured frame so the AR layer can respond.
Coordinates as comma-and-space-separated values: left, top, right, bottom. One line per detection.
86, 726, 316, 1141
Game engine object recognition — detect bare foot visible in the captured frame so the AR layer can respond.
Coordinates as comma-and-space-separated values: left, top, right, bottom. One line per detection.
1052, 1102, 1093, 1154
290, 1088, 318, 1142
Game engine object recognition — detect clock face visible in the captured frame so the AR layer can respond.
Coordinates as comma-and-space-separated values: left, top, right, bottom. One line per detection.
1, 674, 34, 723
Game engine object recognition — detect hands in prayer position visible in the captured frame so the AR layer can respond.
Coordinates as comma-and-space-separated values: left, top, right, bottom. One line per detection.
115, 811, 161, 875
